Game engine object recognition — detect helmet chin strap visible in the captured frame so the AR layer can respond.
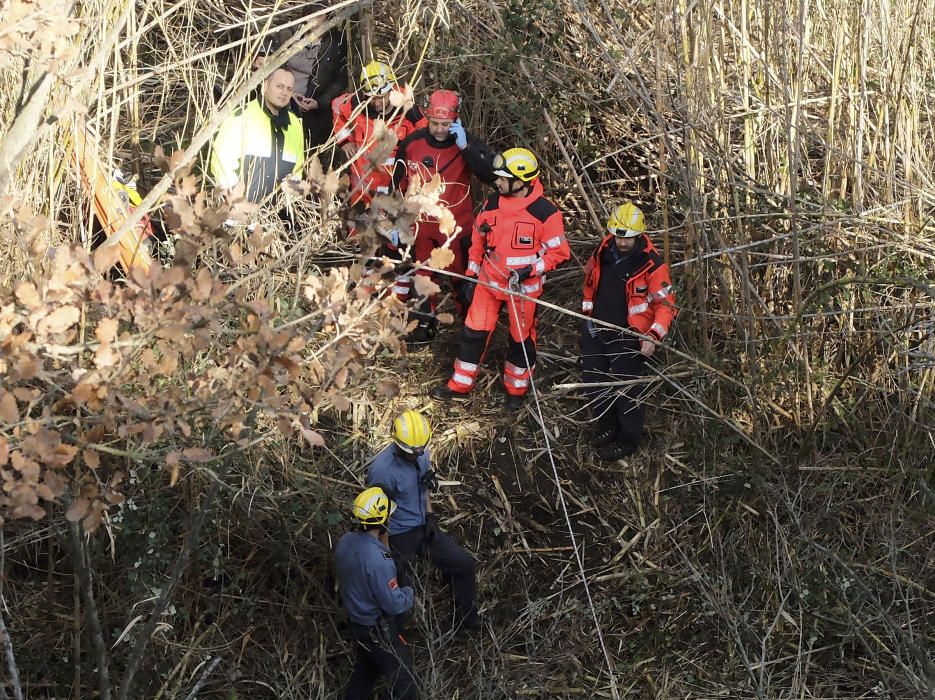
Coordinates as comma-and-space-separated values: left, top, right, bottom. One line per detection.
500, 178, 529, 196
394, 443, 422, 462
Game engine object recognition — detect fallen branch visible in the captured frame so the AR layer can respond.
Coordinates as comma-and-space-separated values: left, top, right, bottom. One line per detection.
552, 371, 692, 391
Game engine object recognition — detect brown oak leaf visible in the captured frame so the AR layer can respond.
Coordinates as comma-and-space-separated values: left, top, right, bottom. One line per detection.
181, 447, 212, 462
0, 392, 17, 424
38, 305, 80, 334
427, 247, 455, 270
93, 243, 121, 272
65, 497, 90, 522
413, 275, 441, 298
298, 426, 325, 447
95, 317, 118, 344
14, 281, 40, 308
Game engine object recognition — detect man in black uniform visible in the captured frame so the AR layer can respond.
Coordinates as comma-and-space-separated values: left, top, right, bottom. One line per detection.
334, 487, 419, 700
270, 22, 348, 149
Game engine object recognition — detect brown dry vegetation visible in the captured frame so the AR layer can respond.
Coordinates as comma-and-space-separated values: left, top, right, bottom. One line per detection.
0, 0, 933, 698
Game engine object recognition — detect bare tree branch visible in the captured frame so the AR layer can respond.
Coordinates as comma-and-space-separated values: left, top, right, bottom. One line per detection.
183, 656, 222, 700
116, 412, 257, 700
0, 606, 23, 700
65, 521, 112, 700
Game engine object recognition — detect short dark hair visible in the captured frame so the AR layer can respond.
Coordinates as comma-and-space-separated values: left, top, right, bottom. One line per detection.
265, 66, 295, 82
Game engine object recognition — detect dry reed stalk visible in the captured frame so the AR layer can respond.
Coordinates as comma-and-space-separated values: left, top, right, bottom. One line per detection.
0, 0, 932, 696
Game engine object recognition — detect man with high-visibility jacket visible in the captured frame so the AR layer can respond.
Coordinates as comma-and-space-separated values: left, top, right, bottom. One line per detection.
210, 67, 305, 202
430, 148, 571, 410
334, 487, 419, 700
332, 61, 425, 207
392, 89, 497, 341
580, 202, 677, 461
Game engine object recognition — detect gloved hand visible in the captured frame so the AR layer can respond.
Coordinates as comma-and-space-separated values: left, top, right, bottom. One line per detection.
458, 277, 477, 308
509, 265, 534, 289
449, 120, 468, 150
424, 513, 440, 542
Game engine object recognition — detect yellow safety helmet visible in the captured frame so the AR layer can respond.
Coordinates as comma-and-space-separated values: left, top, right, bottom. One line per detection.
607, 202, 646, 238
360, 60, 397, 96
392, 410, 432, 454
352, 486, 396, 527
492, 148, 540, 182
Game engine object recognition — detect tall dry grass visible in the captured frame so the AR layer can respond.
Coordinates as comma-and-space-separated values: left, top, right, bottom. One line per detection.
0, 0, 931, 698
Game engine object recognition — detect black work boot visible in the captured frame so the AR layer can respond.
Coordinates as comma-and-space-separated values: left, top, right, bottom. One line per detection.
503, 393, 525, 411
452, 609, 482, 638
597, 439, 638, 462
406, 321, 437, 349
430, 383, 469, 401
590, 423, 618, 449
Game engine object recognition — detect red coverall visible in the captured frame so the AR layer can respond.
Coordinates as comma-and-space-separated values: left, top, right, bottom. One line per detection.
582, 234, 677, 341
392, 128, 496, 300
446, 179, 570, 397
332, 92, 425, 206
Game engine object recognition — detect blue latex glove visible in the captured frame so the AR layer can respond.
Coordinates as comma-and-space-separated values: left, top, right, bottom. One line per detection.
381, 228, 400, 248
449, 120, 468, 150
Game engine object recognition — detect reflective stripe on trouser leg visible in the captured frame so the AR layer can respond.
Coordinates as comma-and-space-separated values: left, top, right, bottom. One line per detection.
447, 288, 501, 394
503, 358, 532, 396
447, 328, 493, 393
503, 297, 537, 396
393, 275, 412, 301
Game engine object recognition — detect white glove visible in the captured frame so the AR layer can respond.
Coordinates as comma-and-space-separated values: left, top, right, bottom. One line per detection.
449, 120, 467, 150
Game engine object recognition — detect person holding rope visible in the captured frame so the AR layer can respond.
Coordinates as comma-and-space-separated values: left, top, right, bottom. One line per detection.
430, 148, 570, 410
580, 202, 677, 461
334, 486, 419, 699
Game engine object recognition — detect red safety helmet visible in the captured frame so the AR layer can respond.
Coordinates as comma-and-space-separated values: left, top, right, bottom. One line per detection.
423, 89, 461, 121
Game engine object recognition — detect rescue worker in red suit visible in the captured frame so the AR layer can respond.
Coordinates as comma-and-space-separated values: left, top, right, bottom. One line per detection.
392, 90, 497, 342
430, 148, 571, 410
581, 202, 677, 461
332, 61, 425, 208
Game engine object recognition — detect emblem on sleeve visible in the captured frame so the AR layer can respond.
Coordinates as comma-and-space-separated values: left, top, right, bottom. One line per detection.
388, 577, 399, 590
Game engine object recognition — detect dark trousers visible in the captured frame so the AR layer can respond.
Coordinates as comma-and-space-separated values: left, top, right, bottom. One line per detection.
303, 108, 334, 150
580, 325, 647, 447
345, 619, 419, 700
389, 527, 477, 620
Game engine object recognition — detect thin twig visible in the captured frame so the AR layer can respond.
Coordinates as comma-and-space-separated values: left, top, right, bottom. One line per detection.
182, 656, 222, 700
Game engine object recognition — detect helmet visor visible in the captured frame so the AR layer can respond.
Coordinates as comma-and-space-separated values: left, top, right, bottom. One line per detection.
491, 153, 514, 179
365, 81, 393, 96
395, 440, 427, 456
